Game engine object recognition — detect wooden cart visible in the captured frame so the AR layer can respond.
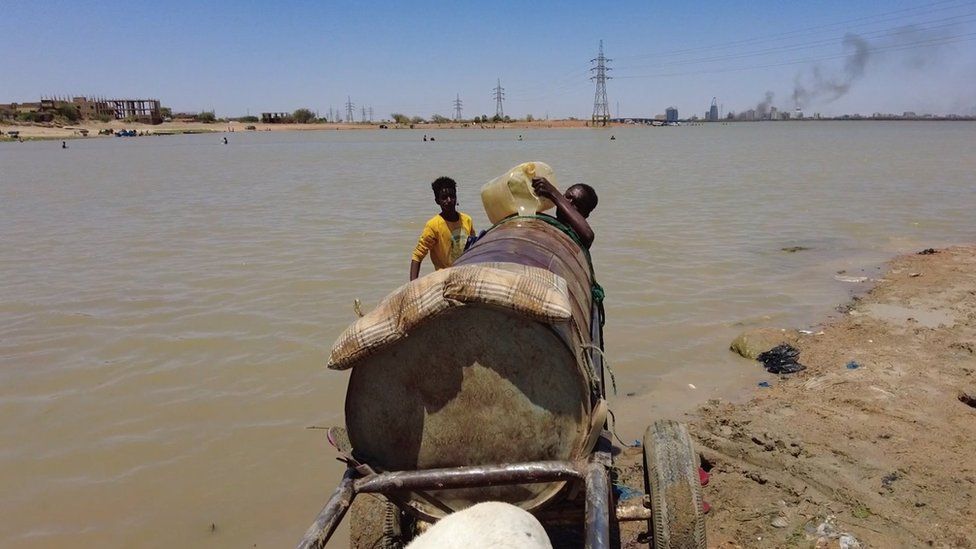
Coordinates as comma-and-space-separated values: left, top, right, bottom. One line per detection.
298, 218, 706, 548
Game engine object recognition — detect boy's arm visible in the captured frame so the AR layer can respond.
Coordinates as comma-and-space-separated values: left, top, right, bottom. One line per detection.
410, 222, 436, 280
531, 177, 594, 249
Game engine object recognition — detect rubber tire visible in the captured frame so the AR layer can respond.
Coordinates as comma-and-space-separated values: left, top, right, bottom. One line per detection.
642, 420, 707, 549
350, 495, 411, 549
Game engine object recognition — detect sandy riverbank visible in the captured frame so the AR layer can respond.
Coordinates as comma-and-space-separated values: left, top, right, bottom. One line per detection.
617, 245, 976, 547
0, 118, 608, 140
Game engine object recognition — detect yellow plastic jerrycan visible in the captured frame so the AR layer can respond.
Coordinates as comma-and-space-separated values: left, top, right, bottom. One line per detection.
480, 161, 557, 224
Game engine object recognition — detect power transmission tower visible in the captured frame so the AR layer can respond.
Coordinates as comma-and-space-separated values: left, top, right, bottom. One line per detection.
453, 93, 463, 121
361, 106, 367, 123
368, 106, 373, 122
492, 78, 505, 118
590, 40, 612, 126
345, 96, 355, 123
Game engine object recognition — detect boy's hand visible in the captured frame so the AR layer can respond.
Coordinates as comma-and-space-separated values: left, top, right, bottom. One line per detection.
531, 177, 559, 199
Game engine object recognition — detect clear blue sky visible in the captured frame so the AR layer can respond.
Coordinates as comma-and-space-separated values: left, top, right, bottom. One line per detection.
2, 0, 974, 118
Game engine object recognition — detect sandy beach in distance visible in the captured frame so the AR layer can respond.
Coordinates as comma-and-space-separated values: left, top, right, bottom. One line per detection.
0, 118, 602, 140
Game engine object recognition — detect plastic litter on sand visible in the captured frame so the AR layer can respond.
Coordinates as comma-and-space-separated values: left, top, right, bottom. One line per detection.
834, 274, 869, 283
756, 344, 806, 374
612, 483, 643, 501
804, 515, 862, 548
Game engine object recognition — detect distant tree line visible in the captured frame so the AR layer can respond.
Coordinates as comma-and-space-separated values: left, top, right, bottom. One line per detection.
388, 112, 529, 125
199, 109, 541, 126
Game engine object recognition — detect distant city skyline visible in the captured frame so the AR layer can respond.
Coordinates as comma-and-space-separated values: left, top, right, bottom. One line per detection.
1, 0, 974, 119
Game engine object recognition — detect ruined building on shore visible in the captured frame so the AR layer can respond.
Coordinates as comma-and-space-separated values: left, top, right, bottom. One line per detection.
0, 96, 163, 124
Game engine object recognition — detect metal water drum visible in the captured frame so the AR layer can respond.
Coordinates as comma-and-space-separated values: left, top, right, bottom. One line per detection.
344, 218, 597, 519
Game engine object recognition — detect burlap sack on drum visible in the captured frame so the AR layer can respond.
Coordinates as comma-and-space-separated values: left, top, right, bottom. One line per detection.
327, 262, 572, 370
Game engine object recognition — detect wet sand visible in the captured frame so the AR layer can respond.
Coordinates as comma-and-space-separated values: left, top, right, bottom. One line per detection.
618, 245, 976, 547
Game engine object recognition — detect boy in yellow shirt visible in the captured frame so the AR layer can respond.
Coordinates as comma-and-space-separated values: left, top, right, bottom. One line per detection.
409, 177, 475, 280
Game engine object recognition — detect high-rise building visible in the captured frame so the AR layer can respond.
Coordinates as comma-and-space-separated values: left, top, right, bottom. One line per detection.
707, 97, 719, 121
665, 106, 678, 123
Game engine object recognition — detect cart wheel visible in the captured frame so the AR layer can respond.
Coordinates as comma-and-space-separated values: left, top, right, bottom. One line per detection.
642, 420, 706, 549
379, 498, 410, 549
350, 495, 412, 549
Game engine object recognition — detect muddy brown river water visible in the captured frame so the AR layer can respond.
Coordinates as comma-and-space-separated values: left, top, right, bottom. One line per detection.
1, 121, 974, 547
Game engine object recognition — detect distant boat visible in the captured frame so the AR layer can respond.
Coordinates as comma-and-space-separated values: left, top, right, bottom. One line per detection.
115, 130, 137, 137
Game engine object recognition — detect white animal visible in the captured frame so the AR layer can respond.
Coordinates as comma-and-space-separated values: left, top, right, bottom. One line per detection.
406, 501, 553, 549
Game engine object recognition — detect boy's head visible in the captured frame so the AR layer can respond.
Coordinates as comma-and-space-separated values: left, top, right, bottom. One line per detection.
431, 176, 458, 213
564, 183, 598, 218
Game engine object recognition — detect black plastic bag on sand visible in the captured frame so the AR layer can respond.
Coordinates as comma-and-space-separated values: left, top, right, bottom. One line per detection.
756, 344, 806, 374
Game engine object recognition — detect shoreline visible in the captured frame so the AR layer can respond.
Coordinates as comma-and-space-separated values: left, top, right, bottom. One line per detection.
0, 118, 607, 140
5, 118, 972, 141
617, 245, 976, 547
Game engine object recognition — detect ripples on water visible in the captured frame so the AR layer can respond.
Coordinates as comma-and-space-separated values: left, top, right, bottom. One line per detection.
1, 122, 973, 546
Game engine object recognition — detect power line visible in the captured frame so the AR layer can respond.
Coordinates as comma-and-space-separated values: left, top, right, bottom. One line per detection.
614, 31, 976, 80
617, 0, 972, 61
493, 78, 505, 118
614, 12, 976, 73
506, 1, 975, 107
453, 93, 463, 121
511, 67, 591, 95
590, 40, 611, 126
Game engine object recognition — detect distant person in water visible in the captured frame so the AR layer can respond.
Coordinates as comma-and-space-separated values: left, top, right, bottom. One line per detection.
61, 141, 67, 149
410, 177, 475, 280
531, 178, 598, 249
222, 137, 228, 144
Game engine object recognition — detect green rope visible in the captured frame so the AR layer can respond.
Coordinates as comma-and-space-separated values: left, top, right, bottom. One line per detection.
484, 214, 605, 304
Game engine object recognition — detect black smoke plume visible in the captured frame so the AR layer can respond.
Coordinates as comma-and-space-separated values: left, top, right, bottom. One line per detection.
790, 22, 962, 109
755, 91, 775, 115
793, 33, 869, 109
